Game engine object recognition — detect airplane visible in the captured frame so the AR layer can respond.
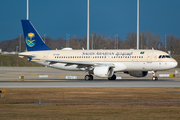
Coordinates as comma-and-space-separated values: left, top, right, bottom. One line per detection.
19, 20, 178, 81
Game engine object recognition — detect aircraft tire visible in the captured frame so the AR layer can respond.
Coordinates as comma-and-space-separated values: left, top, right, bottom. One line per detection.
152, 76, 158, 81
89, 75, 93, 81
85, 75, 89, 81
108, 74, 116, 80
85, 75, 93, 81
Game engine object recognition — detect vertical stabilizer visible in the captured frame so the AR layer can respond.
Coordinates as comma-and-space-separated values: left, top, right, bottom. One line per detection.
21, 20, 51, 51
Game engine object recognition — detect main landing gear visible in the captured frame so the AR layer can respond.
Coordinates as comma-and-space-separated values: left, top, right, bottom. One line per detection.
84, 74, 117, 81
85, 75, 93, 81
152, 71, 158, 81
108, 74, 116, 80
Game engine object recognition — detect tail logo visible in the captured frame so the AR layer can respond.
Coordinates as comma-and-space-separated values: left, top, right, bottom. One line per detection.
26, 32, 36, 47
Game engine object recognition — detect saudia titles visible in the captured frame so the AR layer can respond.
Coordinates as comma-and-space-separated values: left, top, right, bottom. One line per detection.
26, 32, 36, 47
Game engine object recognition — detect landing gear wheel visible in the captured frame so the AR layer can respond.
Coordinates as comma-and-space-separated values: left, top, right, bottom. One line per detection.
108, 74, 116, 80
85, 75, 93, 81
152, 76, 158, 81
89, 75, 93, 81
152, 71, 158, 81
85, 75, 89, 81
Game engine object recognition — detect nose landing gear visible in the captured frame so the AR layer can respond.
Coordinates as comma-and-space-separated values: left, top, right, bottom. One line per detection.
152, 76, 158, 81
152, 71, 158, 81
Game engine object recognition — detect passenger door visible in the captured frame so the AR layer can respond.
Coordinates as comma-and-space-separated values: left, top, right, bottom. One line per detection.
147, 52, 153, 63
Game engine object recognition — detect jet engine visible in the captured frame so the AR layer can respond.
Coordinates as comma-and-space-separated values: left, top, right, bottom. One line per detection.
93, 66, 114, 77
124, 71, 148, 77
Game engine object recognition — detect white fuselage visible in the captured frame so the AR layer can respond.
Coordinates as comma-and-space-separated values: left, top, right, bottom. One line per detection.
19, 49, 177, 72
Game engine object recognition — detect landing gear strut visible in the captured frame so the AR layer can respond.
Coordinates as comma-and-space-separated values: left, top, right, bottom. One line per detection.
85, 75, 93, 81
152, 71, 158, 81
108, 74, 116, 80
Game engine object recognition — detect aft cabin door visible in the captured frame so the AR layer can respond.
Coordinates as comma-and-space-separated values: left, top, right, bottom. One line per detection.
147, 52, 153, 63
43, 52, 49, 59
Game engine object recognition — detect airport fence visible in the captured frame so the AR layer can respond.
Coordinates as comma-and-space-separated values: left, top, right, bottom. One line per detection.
0, 60, 42, 67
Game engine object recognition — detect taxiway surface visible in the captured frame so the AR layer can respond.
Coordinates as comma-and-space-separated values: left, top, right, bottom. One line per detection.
0, 67, 180, 88
0, 79, 180, 88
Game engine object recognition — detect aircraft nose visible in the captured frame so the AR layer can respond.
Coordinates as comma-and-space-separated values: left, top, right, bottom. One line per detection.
171, 60, 178, 68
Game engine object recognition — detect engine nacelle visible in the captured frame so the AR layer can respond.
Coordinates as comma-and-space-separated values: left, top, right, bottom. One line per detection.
125, 71, 148, 77
93, 66, 114, 78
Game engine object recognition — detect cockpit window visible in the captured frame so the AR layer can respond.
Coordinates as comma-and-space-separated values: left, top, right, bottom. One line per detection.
159, 55, 171, 59
166, 55, 171, 58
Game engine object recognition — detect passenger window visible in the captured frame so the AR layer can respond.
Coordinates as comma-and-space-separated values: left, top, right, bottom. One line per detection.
162, 55, 165, 58
159, 55, 162, 58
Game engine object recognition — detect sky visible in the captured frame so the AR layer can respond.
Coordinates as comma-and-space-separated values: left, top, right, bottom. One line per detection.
0, 0, 180, 42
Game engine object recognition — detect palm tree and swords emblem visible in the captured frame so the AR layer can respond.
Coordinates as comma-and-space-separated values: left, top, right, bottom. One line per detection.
26, 32, 36, 47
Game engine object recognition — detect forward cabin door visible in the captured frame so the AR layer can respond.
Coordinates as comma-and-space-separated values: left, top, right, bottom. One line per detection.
147, 52, 153, 63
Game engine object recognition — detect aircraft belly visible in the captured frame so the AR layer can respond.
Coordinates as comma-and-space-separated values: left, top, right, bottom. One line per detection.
124, 62, 159, 71
113, 63, 127, 72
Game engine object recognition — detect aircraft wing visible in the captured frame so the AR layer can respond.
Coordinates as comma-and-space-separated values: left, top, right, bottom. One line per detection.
39, 59, 115, 68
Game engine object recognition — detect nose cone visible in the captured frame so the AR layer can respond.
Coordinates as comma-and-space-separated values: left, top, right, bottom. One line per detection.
171, 60, 178, 68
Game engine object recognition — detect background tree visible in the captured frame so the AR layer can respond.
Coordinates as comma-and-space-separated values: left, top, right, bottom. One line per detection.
0, 30, 180, 55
